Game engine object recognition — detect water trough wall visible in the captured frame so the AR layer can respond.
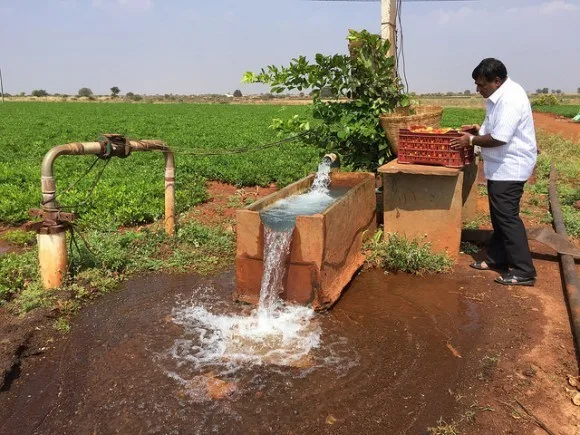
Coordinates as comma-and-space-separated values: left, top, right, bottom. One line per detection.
235, 172, 376, 310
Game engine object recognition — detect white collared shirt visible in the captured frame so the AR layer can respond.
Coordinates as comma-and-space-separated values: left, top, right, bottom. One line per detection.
479, 77, 537, 181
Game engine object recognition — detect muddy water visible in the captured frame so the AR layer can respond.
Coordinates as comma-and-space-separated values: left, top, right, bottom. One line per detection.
0, 269, 482, 434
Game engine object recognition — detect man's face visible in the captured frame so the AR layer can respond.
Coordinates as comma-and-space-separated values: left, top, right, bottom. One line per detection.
474, 76, 502, 98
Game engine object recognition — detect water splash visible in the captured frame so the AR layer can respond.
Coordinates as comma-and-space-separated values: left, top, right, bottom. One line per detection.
170, 296, 322, 372
167, 157, 346, 373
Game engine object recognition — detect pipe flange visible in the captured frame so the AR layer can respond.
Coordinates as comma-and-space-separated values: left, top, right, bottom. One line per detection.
37, 222, 71, 235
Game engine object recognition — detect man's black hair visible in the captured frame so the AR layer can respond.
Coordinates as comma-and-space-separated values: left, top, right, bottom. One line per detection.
472, 58, 508, 82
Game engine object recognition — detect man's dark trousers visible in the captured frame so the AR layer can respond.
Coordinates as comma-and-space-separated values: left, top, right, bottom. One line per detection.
486, 180, 536, 278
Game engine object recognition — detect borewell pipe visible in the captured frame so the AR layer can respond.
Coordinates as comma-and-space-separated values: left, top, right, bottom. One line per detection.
37, 138, 175, 290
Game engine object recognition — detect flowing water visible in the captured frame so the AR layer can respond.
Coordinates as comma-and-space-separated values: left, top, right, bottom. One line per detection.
168, 159, 349, 382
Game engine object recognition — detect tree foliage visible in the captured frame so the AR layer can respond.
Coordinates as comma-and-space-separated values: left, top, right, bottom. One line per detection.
31, 89, 49, 97
110, 86, 120, 97
78, 87, 93, 97
233, 89, 242, 97
242, 29, 409, 171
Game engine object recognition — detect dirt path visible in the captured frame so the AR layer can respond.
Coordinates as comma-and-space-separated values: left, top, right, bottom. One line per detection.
533, 112, 580, 143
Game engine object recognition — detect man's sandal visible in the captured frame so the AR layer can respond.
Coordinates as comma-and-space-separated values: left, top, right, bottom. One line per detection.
470, 261, 509, 272
494, 273, 536, 287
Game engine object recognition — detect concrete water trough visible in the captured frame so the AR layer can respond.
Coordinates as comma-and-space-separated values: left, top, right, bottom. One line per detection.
234, 172, 376, 310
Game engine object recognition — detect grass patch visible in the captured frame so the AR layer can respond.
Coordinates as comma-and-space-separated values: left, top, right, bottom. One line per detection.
1, 220, 234, 314
1, 229, 36, 246
365, 230, 453, 274
531, 132, 580, 237
533, 104, 580, 118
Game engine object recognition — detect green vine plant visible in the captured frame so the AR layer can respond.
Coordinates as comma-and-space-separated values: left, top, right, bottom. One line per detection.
242, 29, 411, 171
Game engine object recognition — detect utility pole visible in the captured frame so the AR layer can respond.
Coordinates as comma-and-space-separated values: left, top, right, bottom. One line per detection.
0, 67, 4, 103
381, 0, 397, 59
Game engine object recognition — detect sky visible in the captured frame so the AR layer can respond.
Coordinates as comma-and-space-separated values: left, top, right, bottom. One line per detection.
0, 0, 579, 95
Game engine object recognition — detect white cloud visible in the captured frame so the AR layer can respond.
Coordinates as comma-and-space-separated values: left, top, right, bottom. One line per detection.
508, 1, 578, 15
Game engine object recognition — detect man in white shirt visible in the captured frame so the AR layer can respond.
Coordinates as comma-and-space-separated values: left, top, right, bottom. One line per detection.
450, 58, 537, 286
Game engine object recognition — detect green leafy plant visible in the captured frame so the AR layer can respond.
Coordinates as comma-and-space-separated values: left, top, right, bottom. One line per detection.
242, 29, 410, 171
364, 230, 453, 274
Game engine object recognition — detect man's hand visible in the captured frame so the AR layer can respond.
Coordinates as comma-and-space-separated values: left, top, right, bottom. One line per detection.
461, 124, 480, 134
450, 133, 472, 149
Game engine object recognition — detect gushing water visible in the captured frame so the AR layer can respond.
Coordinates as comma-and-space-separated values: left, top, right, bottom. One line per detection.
257, 227, 293, 316
168, 158, 347, 374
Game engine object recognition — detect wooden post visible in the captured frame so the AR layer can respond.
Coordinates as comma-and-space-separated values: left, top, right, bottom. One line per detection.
381, 0, 397, 60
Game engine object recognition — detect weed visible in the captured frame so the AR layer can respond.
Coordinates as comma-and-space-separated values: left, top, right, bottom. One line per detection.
226, 195, 244, 209
460, 241, 480, 254
54, 317, 71, 333
1, 229, 36, 246
365, 230, 453, 274
477, 185, 488, 196
427, 418, 458, 435
463, 214, 487, 230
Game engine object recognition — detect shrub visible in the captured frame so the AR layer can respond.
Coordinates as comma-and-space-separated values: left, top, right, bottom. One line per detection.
110, 86, 120, 97
233, 89, 242, 97
78, 87, 93, 98
364, 231, 453, 274
531, 94, 561, 107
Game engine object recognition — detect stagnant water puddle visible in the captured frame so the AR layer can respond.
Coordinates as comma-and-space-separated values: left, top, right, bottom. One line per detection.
0, 269, 483, 434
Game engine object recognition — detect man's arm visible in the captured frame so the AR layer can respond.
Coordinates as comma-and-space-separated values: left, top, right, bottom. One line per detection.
450, 132, 505, 149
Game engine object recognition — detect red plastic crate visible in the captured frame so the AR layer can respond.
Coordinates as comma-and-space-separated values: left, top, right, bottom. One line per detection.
397, 126, 475, 168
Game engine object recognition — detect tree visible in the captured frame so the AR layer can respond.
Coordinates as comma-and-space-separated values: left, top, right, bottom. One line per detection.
542, 88, 549, 94
78, 87, 93, 97
463, 90, 471, 95
110, 86, 120, 97
126, 92, 135, 98
577, 87, 580, 94
233, 89, 242, 97
31, 89, 48, 97
243, 29, 409, 171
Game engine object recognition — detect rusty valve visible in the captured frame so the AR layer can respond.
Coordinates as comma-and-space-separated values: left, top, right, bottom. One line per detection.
98, 134, 132, 159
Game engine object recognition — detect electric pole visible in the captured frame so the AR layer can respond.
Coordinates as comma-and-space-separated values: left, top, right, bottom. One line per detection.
381, 0, 397, 59
0, 67, 4, 103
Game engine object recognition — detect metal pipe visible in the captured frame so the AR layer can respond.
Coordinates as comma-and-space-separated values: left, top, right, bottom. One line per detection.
549, 164, 580, 364
128, 140, 176, 236
41, 142, 104, 210
36, 137, 176, 290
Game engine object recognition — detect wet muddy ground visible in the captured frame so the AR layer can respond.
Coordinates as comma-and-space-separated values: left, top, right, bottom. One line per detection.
1, 242, 578, 434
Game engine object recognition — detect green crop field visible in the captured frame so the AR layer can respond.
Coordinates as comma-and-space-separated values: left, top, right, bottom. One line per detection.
0, 102, 318, 227
533, 104, 580, 118
0, 103, 487, 228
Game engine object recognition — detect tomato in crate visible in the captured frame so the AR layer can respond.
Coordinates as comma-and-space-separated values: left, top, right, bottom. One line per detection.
396, 125, 476, 168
